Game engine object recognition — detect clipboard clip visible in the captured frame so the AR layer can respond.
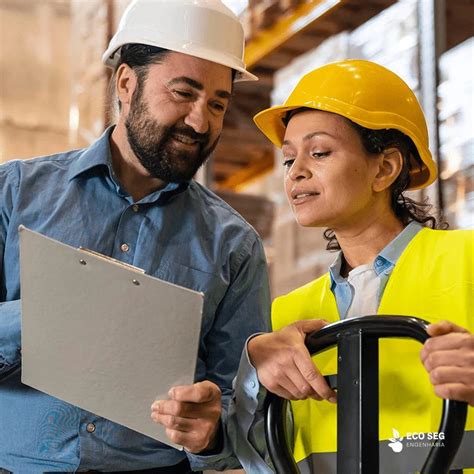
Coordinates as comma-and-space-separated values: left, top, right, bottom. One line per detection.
78, 247, 146, 274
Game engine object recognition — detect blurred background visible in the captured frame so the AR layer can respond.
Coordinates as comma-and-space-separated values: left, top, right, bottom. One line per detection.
0, 0, 473, 301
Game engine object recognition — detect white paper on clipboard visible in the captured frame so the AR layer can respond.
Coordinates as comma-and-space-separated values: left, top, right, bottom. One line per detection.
19, 225, 204, 448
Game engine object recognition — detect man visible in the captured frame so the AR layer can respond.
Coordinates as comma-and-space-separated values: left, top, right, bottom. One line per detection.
0, 1, 270, 472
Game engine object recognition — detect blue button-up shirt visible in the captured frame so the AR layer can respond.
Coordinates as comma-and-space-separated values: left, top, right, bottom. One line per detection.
329, 221, 423, 318
0, 128, 271, 472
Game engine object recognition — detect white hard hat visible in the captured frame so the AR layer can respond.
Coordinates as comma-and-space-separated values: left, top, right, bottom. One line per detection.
102, 0, 257, 82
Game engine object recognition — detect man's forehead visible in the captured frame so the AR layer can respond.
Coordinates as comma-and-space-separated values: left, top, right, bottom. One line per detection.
156, 51, 232, 77
149, 51, 233, 90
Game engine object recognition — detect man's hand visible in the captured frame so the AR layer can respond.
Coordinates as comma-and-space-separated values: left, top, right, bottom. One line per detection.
421, 321, 474, 406
248, 319, 336, 402
151, 380, 222, 453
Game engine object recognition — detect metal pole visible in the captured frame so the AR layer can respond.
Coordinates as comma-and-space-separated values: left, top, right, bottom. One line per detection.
337, 332, 379, 473
418, 0, 446, 216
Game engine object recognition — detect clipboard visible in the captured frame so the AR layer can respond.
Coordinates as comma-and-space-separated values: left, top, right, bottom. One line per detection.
19, 226, 204, 448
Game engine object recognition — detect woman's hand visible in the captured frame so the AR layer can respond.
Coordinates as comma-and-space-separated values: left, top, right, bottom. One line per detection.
421, 321, 474, 406
248, 319, 337, 402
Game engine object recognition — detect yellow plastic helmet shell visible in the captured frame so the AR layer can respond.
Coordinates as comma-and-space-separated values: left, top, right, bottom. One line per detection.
254, 60, 437, 189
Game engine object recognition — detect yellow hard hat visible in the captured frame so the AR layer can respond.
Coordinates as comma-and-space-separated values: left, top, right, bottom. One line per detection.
254, 60, 437, 189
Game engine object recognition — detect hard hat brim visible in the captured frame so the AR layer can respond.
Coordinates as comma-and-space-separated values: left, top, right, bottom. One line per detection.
254, 103, 437, 190
102, 41, 258, 83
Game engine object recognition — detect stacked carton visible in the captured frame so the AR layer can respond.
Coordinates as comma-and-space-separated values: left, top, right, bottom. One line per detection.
271, 0, 419, 105
0, 1, 72, 163
438, 37, 474, 229
239, 0, 305, 41
349, 0, 419, 92
271, 32, 350, 106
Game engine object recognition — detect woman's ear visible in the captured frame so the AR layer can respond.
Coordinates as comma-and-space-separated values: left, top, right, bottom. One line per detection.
373, 147, 403, 192
115, 64, 137, 108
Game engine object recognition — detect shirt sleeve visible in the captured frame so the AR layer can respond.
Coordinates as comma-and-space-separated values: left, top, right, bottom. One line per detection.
188, 233, 271, 471
0, 162, 22, 377
0, 300, 22, 376
184, 407, 239, 470
227, 339, 275, 473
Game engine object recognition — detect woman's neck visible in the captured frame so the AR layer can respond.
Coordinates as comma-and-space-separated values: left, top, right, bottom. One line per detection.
335, 213, 405, 276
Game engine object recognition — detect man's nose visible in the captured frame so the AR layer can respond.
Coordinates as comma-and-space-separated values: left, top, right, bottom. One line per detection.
184, 102, 210, 135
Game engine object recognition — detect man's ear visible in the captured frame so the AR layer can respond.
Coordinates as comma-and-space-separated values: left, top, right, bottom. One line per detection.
115, 64, 137, 107
373, 147, 404, 192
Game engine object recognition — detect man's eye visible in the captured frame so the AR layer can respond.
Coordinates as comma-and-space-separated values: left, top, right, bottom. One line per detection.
211, 102, 225, 112
174, 90, 192, 98
282, 158, 295, 168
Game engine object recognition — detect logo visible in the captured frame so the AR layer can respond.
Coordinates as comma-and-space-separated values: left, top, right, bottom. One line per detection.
389, 428, 445, 453
388, 428, 404, 453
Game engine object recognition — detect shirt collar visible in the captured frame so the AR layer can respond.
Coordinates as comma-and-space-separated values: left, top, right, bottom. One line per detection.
67, 125, 190, 203
329, 252, 345, 289
378, 221, 423, 267
67, 126, 115, 181
329, 221, 423, 288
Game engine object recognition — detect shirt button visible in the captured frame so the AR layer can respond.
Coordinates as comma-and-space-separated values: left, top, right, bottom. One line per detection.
132, 204, 139, 213
86, 422, 96, 433
120, 243, 130, 252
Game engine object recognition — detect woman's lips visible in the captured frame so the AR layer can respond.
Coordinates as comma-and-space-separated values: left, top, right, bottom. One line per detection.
291, 191, 320, 205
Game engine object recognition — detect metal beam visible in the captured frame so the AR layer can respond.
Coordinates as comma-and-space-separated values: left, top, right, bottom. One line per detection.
418, 0, 446, 214
244, 0, 343, 68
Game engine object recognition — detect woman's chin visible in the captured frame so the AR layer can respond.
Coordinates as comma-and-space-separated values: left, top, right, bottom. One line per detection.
294, 214, 327, 228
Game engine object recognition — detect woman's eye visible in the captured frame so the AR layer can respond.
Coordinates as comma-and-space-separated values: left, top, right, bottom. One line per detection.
312, 151, 330, 159
282, 158, 295, 168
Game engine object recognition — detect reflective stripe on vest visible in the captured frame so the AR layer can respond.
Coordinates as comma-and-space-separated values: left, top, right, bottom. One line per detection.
296, 430, 474, 473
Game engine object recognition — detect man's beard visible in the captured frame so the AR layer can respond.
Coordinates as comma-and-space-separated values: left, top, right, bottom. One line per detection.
125, 85, 219, 183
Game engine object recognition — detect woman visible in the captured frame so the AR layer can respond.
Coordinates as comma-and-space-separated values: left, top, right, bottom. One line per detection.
229, 60, 474, 473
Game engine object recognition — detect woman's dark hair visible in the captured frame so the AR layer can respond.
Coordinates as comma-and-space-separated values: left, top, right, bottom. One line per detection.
283, 108, 447, 251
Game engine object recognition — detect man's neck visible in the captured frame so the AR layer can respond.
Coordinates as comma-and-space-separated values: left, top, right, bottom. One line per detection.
109, 123, 167, 202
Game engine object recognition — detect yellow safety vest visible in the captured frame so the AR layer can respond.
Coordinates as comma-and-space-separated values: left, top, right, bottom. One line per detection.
272, 228, 474, 473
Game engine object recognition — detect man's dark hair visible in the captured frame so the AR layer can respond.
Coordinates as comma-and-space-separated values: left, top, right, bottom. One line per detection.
116, 43, 169, 73
112, 43, 237, 110
283, 108, 447, 251
113, 44, 170, 110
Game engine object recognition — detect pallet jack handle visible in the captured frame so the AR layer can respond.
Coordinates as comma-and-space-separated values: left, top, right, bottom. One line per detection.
264, 316, 468, 474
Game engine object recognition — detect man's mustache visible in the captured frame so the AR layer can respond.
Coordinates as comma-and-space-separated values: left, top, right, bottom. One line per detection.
168, 125, 210, 145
